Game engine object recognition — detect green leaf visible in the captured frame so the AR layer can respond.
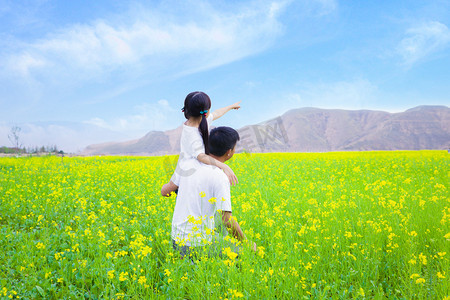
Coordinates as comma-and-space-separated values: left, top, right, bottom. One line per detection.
36, 285, 45, 297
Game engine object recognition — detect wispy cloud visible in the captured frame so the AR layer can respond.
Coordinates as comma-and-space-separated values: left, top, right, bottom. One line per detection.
396, 21, 450, 66
1, 1, 287, 89
0, 121, 127, 153
84, 99, 179, 134
311, 0, 337, 16
286, 79, 378, 110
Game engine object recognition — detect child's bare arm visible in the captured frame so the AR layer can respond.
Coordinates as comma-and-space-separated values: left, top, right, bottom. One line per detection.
197, 154, 238, 185
161, 180, 178, 197
212, 101, 241, 121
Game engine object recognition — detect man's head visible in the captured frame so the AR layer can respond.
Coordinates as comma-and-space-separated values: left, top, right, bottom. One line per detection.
209, 127, 240, 161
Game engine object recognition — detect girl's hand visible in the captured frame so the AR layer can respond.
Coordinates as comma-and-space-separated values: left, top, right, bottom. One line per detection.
223, 164, 238, 186
230, 101, 241, 110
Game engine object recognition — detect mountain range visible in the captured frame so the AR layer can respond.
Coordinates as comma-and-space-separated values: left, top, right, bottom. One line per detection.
82, 105, 450, 155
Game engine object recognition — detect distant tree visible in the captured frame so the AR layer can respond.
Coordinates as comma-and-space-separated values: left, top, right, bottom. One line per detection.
8, 126, 23, 152
0, 146, 11, 154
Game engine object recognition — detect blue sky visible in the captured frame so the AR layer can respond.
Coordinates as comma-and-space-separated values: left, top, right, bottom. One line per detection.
1, 0, 449, 152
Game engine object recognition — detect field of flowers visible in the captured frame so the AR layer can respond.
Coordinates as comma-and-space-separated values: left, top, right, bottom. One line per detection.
0, 151, 449, 299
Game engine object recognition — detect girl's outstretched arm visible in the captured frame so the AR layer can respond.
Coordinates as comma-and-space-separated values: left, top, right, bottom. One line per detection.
197, 154, 238, 186
212, 101, 241, 121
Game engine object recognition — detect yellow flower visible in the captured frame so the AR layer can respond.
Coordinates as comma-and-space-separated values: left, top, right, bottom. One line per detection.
57, 278, 63, 283
418, 253, 427, 265
410, 273, 420, 279
208, 197, 217, 204
119, 272, 128, 281
164, 269, 171, 277
224, 258, 238, 266
107, 270, 115, 279
116, 293, 125, 300
415, 278, 425, 284
200, 191, 206, 198
139, 245, 152, 257
36, 242, 45, 249
437, 272, 446, 279
257, 247, 265, 258
138, 276, 147, 285
228, 289, 244, 298
222, 247, 238, 260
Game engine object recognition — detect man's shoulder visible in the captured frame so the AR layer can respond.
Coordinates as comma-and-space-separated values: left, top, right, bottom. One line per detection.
177, 159, 225, 180
196, 163, 228, 184
177, 157, 229, 183
208, 167, 229, 187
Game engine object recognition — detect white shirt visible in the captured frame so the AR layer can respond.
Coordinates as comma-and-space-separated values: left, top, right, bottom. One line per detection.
171, 158, 232, 247
171, 113, 214, 184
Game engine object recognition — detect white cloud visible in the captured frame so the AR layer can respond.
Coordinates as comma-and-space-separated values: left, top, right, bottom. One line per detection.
10, 52, 47, 77
0, 98, 182, 153
84, 99, 179, 134
397, 21, 450, 66
1, 1, 287, 87
292, 0, 337, 17
0, 122, 128, 153
287, 79, 378, 110
313, 0, 337, 16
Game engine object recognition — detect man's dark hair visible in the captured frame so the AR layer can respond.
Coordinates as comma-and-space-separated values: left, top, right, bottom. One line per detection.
209, 127, 240, 157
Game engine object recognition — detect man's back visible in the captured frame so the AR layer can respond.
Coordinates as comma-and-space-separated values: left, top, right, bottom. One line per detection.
171, 159, 231, 247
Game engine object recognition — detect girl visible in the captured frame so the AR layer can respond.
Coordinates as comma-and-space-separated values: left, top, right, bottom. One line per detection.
161, 91, 240, 196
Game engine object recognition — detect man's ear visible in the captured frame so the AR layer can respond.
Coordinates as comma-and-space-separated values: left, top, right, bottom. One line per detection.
226, 149, 232, 157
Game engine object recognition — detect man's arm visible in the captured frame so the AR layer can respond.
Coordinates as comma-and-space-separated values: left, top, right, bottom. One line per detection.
161, 180, 178, 197
212, 101, 241, 121
221, 211, 257, 251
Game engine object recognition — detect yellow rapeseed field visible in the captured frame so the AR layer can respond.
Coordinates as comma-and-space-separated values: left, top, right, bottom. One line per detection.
0, 151, 448, 299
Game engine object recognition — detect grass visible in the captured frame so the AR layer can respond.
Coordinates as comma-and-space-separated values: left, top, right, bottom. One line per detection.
0, 151, 449, 299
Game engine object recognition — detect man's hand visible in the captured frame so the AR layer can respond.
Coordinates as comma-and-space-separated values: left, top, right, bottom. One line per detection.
161, 181, 178, 197
221, 211, 245, 241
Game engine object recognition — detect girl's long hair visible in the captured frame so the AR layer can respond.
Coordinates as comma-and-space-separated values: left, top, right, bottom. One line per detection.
182, 91, 212, 154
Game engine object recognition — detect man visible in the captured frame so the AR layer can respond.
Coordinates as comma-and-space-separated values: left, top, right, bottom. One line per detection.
161, 126, 256, 257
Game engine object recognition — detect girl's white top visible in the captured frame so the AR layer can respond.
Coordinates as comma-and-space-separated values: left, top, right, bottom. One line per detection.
171, 113, 214, 183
